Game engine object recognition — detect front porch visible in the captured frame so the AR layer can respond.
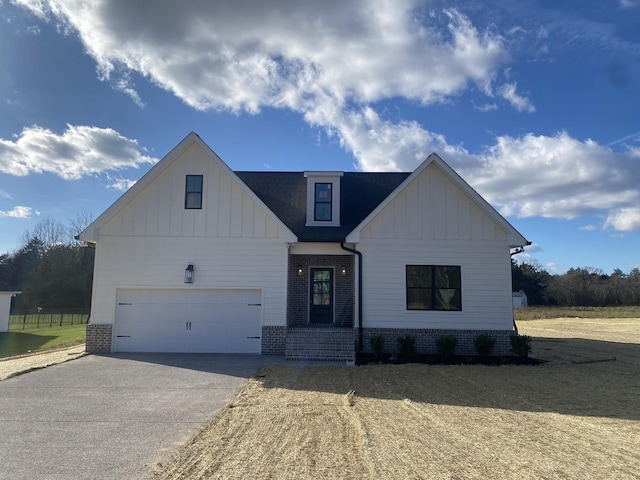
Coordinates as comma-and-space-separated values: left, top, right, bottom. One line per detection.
284, 253, 356, 361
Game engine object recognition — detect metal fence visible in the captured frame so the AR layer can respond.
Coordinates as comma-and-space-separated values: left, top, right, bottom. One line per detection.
9, 310, 90, 329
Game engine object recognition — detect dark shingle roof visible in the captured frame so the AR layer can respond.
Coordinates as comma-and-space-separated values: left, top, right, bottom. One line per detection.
235, 171, 410, 242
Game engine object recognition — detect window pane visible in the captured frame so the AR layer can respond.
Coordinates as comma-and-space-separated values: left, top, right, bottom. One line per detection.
185, 192, 202, 209
435, 289, 461, 310
315, 203, 332, 221
315, 183, 331, 202
407, 266, 431, 287
435, 266, 460, 288
407, 288, 431, 310
186, 175, 203, 191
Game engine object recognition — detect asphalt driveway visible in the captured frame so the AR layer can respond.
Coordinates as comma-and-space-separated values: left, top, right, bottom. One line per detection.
0, 353, 283, 479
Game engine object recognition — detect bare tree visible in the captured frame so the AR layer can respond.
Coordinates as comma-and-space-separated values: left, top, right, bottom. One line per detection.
67, 211, 95, 244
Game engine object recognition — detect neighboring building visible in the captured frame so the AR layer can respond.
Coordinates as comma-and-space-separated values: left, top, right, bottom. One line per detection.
512, 290, 528, 308
80, 132, 529, 361
0, 291, 20, 333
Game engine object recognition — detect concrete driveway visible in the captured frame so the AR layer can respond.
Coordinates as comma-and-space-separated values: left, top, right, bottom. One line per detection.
0, 353, 282, 479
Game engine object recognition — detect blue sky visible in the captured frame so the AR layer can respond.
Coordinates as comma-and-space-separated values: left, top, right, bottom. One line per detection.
1, 0, 639, 274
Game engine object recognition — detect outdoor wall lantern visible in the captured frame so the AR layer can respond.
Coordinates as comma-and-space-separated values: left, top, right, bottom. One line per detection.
297, 265, 303, 276
185, 263, 194, 284
341, 265, 347, 276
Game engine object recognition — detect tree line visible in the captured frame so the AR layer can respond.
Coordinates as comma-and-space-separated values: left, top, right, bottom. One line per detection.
0, 215, 95, 313
512, 260, 640, 306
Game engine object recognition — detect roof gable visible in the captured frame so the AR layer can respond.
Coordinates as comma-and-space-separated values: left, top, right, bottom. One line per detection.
79, 132, 297, 243
345, 153, 529, 247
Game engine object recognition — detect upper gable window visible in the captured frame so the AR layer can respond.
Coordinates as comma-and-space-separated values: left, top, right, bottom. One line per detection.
185, 175, 203, 209
314, 183, 332, 221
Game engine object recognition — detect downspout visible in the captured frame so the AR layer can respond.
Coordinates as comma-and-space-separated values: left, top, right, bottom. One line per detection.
340, 242, 363, 353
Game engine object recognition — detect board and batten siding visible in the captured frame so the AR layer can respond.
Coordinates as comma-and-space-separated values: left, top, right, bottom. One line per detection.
89, 236, 289, 328
99, 143, 283, 239
357, 163, 514, 330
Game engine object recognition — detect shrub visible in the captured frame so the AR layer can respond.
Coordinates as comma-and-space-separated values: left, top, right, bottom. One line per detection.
436, 335, 458, 358
474, 333, 496, 356
397, 334, 417, 361
510, 334, 532, 357
369, 334, 385, 358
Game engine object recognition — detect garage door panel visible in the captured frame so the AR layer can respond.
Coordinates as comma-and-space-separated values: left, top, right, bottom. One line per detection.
114, 289, 262, 353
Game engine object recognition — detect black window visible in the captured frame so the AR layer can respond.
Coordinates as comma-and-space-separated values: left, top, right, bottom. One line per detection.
185, 175, 203, 209
406, 265, 461, 311
314, 183, 332, 221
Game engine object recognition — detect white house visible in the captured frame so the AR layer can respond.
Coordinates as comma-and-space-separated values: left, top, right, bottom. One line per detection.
80, 132, 529, 360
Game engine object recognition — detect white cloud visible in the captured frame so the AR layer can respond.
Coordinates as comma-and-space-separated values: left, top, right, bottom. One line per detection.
0, 206, 37, 218
604, 207, 640, 231
0, 190, 12, 200
579, 225, 597, 231
497, 83, 535, 113
107, 176, 137, 191
0, 124, 157, 179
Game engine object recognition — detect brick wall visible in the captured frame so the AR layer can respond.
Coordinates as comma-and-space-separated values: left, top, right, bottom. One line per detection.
360, 328, 514, 356
287, 254, 354, 327
85, 324, 113, 354
261, 325, 286, 355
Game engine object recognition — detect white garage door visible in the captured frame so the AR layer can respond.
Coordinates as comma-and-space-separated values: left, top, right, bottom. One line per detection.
114, 289, 262, 353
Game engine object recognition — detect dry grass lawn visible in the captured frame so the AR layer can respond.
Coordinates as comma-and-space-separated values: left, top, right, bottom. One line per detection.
153, 317, 640, 480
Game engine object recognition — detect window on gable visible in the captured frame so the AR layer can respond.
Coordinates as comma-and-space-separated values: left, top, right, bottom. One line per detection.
314, 183, 332, 221
185, 175, 203, 209
406, 265, 461, 311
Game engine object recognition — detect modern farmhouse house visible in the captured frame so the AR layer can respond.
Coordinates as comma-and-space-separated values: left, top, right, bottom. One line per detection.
80, 132, 529, 361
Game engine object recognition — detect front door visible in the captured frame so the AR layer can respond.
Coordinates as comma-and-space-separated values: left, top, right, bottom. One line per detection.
310, 268, 333, 324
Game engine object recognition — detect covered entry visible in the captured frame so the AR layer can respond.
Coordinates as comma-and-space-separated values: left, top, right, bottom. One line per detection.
113, 288, 262, 353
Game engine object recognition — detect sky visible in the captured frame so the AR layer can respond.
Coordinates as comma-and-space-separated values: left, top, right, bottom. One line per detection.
1, 0, 639, 275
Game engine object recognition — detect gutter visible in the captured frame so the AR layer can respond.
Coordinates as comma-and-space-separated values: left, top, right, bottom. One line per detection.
340, 242, 363, 353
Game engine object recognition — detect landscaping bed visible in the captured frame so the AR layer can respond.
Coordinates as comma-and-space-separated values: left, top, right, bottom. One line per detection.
356, 352, 543, 366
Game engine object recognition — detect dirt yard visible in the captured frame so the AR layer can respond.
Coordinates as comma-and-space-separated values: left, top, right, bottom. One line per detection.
153, 318, 640, 480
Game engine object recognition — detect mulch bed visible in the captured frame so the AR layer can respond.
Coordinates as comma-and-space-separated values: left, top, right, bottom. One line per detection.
356, 352, 543, 366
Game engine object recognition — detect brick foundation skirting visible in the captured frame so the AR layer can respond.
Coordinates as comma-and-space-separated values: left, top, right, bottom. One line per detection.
86, 324, 113, 354
359, 328, 514, 356
262, 325, 286, 355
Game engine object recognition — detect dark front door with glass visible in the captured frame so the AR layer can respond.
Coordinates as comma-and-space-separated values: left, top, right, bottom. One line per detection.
310, 268, 333, 324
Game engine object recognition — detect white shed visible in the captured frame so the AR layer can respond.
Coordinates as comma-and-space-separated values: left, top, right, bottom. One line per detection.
512, 290, 528, 308
0, 291, 21, 332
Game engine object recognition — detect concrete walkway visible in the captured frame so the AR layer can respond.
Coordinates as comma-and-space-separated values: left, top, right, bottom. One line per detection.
0, 344, 87, 380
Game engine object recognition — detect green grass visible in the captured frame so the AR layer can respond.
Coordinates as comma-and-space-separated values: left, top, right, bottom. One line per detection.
0, 324, 86, 359
514, 305, 640, 321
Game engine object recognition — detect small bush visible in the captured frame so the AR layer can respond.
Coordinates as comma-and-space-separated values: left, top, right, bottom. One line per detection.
510, 334, 532, 357
369, 334, 385, 358
474, 333, 496, 356
436, 335, 458, 358
397, 334, 417, 360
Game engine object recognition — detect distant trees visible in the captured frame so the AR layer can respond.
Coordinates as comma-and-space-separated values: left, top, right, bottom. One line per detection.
0, 215, 94, 313
512, 260, 640, 306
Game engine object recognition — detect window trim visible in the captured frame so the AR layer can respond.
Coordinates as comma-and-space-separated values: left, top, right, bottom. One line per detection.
406, 265, 462, 311
314, 182, 332, 222
185, 174, 203, 210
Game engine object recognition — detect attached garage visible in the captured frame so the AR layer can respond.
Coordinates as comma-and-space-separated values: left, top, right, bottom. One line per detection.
113, 288, 262, 353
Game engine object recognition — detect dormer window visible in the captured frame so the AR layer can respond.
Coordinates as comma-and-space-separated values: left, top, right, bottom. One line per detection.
304, 171, 343, 227
314, 183, 332, 221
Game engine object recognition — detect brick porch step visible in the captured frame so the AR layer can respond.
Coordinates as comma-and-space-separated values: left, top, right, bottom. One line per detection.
285, 327, 355, 362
